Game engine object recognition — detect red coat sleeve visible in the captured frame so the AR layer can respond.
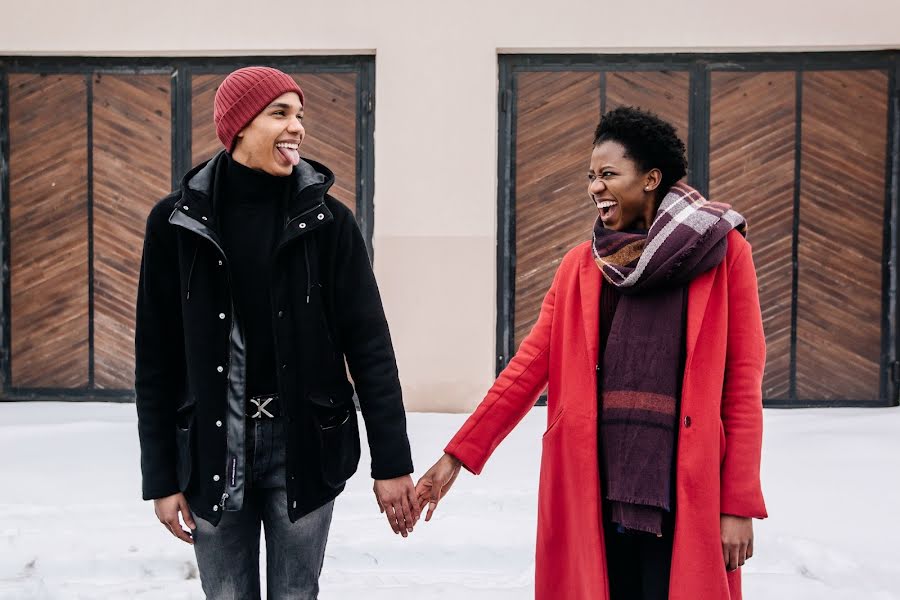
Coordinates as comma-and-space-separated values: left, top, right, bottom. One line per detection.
443, 263, 560, 475
720, 237, 768, 518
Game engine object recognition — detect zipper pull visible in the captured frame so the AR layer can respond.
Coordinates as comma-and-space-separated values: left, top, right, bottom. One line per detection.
219, 492, 229, 510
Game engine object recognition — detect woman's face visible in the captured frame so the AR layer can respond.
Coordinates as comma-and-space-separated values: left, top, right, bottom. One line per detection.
588, 140, 661, 231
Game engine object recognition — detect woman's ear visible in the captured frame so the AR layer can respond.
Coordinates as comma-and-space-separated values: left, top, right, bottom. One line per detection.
643, 168, 662, 192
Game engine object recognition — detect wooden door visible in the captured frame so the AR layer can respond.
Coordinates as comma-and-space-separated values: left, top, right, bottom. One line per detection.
502, 55, 897, 406
1, 58, 374, 399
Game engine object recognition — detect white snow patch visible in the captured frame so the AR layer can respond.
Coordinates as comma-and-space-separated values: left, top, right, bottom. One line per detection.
0, 402, 897, 599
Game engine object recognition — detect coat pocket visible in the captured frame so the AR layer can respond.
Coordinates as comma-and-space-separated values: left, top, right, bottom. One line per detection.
719, 420, 727, 466
542, 405, 566, 440
175, 419, 193, 492
310, 392, 361, 488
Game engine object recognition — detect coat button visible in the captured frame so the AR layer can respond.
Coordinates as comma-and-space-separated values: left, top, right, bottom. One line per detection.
218, 313, 226, 320
298, 222, 307, 229
218, 260, 223, 266
277, 310, 284, 318
292, 501, 297, 509
281, 363, 287, 370
215, 420, 222, 427
183, 205, 189, 211
217, 365, 224, 373
317, 213, 324, 220
212, 505, 219, 512
213, 475, 220, 482
201, 216, 208, 221
684, 416, 692, 428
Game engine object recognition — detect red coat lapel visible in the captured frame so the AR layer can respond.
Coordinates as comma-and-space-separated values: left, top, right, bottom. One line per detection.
579, 252, 601, 367
686, 267, 715, 371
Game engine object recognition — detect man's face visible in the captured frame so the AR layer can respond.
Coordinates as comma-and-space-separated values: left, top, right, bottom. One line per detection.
231, 91, 305, 176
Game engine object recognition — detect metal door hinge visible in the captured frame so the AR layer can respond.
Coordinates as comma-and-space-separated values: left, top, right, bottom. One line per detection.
499, 88, 511, 113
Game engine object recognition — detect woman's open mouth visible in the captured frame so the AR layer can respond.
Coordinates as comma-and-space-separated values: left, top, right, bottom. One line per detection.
597, 200, 618, 223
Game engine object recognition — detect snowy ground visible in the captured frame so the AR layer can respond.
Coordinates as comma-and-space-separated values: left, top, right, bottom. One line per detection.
0, 402, 898, 600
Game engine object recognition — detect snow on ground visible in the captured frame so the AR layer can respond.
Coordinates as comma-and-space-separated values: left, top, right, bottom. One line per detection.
0, 402, 898, 599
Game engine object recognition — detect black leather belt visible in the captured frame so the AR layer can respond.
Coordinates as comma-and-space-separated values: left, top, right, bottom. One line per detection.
247, 393, 280, 418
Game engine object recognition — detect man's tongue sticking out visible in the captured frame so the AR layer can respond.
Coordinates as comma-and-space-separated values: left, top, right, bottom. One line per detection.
277, 145, 300, 166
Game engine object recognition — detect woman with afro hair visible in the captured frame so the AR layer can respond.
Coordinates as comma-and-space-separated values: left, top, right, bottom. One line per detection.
416, 106, 767, 600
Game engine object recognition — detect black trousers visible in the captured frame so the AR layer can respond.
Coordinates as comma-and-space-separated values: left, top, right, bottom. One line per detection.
604, 522, 674, 600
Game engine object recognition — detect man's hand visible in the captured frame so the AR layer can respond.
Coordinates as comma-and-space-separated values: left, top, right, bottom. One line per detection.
721, 514, 753, 572
414, 453, 462, 522
154, 492, 196, 544
373, 475, 420, 538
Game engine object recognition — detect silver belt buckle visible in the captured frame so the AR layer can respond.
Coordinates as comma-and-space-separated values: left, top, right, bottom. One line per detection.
249, 396, 275, 419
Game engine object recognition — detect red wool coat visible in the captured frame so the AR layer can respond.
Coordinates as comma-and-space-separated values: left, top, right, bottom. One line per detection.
446, 230, 767, 600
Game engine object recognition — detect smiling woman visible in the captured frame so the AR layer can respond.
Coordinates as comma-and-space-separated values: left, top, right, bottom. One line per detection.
416, 107, 766, 600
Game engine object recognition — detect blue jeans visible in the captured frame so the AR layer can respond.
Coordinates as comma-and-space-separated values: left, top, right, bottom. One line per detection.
193, 418, 334, 600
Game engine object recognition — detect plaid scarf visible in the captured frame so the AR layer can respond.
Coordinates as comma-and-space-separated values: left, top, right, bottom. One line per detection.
594, 183, 746, 535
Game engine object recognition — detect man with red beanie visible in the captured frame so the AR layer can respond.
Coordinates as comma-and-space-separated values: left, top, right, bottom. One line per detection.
135, 66, 418, 598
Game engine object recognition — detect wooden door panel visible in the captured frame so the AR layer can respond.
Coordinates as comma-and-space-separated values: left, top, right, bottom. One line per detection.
514, 71, 601, 349
8, 74, 90, 388
710, 71, 796, 400
92, 74, 171, 389
795, 70, 887, 400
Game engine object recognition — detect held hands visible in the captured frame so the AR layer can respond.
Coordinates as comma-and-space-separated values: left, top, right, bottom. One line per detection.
414, 453, 462, 522
720, 514, 753, 571
154, 492, 195, 544
373, 475, 421, 538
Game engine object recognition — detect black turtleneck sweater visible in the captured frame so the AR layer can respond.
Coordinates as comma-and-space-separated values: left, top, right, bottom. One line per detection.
218, 154, 288, 399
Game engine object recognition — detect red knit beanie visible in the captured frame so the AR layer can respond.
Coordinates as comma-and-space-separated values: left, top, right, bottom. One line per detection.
214, 67, 305, 152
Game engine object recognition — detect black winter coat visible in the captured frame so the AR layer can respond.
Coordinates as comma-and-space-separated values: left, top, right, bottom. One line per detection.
135, 151, 413, 525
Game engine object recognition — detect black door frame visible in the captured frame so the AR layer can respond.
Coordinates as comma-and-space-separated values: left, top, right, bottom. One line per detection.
496, 51, 900, 407
0, 55, 376, 401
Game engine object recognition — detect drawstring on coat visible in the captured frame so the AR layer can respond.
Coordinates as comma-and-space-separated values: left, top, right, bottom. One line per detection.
304, 237, 311, 304
186, 244, 199, 300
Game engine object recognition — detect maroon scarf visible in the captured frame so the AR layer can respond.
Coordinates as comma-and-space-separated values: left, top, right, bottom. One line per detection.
594, 183, 746, 534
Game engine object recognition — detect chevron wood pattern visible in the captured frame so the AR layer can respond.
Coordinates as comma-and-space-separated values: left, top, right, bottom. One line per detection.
796, 70, 887, 401
514, 71, 600, 348
8, 74, 90, 388
191, 72, 357, 213
605, 71, 691, 160
710, 71, 796, 401
297, 73, 358, 214
191, 74, 226, 166
93, 74, 171, 389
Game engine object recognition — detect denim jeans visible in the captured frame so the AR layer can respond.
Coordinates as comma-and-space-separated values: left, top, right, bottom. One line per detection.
193, 418, 334, 600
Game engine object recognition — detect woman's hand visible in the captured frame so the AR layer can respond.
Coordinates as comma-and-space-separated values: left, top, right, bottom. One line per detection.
414, 453, 463, 521
720, 514, 753, 571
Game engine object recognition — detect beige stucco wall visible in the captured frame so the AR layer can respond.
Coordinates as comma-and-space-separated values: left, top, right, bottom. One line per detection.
1, 0, 898, 411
